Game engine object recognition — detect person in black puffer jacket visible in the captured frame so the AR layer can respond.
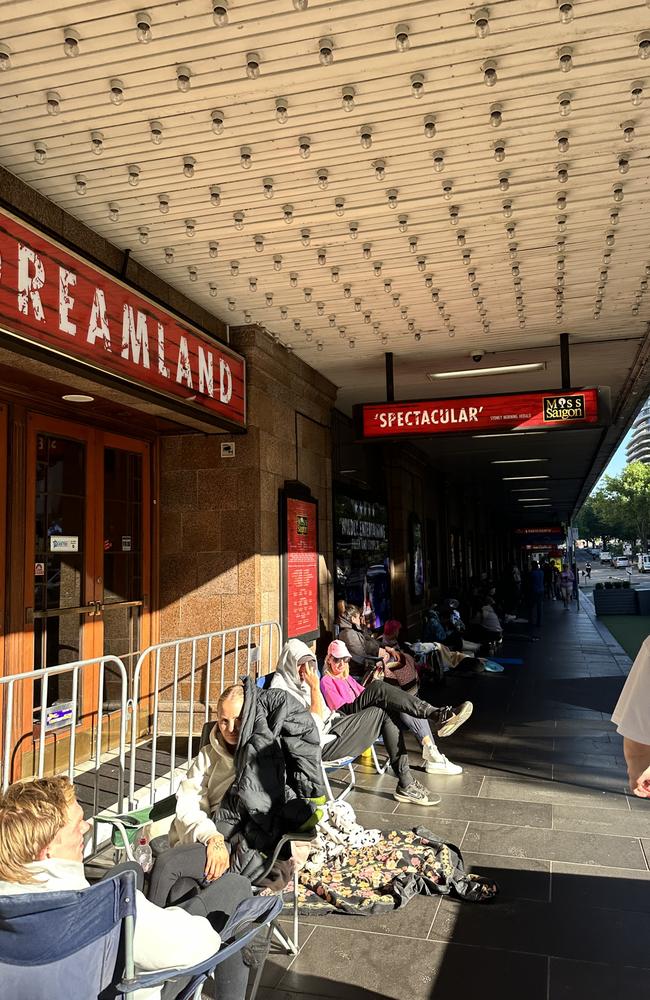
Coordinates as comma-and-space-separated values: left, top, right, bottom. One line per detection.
337, 604, 384, 674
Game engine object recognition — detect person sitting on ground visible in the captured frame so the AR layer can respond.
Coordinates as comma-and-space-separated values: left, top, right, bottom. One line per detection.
0, 776, 254, 1000
384, 619, 485, 676
611, 634, 650, 799
321, 639, 463, 775
271, 638, 472, 806
149, 679, 327, 909
472, 595, 503, 643
336, 603, 389, 675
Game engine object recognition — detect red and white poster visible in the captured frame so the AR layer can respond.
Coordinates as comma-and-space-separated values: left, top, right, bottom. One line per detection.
284, 495, 319, 642
355, 388, 600, 440
0, 208, 246, 429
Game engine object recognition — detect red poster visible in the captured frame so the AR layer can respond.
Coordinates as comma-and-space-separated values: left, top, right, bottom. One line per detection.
286, 497, 319, 640
356, 388, 599, 439
0, 208, 245, 428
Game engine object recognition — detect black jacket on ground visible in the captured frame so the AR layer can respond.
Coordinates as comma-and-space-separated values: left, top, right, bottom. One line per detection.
214, 675, 326, 881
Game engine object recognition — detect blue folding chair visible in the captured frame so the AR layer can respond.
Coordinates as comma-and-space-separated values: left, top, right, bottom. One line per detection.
0, 868, 282, 1000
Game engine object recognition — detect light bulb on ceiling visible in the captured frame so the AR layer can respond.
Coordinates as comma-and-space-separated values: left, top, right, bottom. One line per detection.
557, 162, 569, 183
502, 201, 513, 218
188, 267, 198, 282
387, 188, 398, 208
273, 255, 283, 271
230, 260, 239, 276
343, 284, 352, 299
374, 159, 386, 180
394, 22, 410, 51
108, 203, 120, 222
410, 72, 425, 98
499, 174, 509, 192
638, 31, 650, 59
233, 212, 245, 230
457, 231, 466, 247
482, 59, 497, 86
127, 163, 141, 186
183, 155, 196, 178
556, 192, 567, 210
490, 103, 502, 127
341, 85, 355, 112
449, 205, 459, 225
46, 90, 61, 114
417, 256, 426, 272
138, 226, 149, 245
209, 242, 219, 259
265, 293, 273, 306
398, 214, 408, 232
318, 248, 327, 265
373, 261, 383, 276
334, 197, 345, 216
432, 151, 445, 172
184, 218, 196, 237
274, 97, 288, 123
506, 222, 516, 238
622, 120, 635, 143
74, 174, 87, 195
164, 247, 174, 263
211, 109, 225, 134
409, 237, 418, 253
472, 7, 490, 37
618, 154, 630, 174
228, 299, 236, 312
176, 65, 191, 91
63, 27, 80, 56
34, 140, 47, 164
317, 301, 325, 315
249, 277, 258, 292
0, 43, 12, 70
240, 145, 252, 169
298, 135, 311, 159
384, 280, 392, 294
246, 52, 261, 78
424, 273, 434, 288
613, 184, 624, 203
209, 185, 221, 207
148, 120, 163, 145
109, 79, 124, 105
631, 81, 643, 106
317, 339, 324, 351
432, 290, 440, 302
354, 297, 362, 311
364, 311, 371, 323
558, 46, 573, 72
328, 314, 336, 326
262, 176, 274, 199
254, 234, 264, 253
283, 204, 294, 223
349, 221, 359, 239
301, 228, 311, 247
606, 231, 615, 247
280, 306, 288, 319
558, 91, 571, 116
318, 37, 334, 65
331, 268, 340, 283
610, 209, 619, 225
212, 2, 228, 26
289, 272, 298, 287
557, 131, 570, 153
362, 243, 372, 259
304, 287, 312, 302
158, 192, 170, 214
316, 167, 329, 189
359, 125, 373, 149
424, 115, 436, 138
135, 11, 152, 42
392, 294, 400, 307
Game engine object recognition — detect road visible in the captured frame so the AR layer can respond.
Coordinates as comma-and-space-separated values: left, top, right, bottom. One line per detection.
577, 559, 650, 593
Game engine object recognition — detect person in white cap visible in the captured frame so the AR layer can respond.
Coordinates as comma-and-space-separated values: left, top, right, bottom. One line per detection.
611, 636, 650, 798
322, 639, 463, 775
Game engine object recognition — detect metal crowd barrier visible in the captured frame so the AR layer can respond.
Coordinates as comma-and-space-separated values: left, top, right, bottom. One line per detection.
127, 621, 282, 807
0, 655, 129, 853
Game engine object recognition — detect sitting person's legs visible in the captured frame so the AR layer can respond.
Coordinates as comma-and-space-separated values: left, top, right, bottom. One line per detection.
337, 679, 472, 736
147, 842, 207, 908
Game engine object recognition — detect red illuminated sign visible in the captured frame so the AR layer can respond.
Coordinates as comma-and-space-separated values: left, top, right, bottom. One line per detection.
356, 388, 599, 439
282, 490, 319, 643
0, 209, 245, 428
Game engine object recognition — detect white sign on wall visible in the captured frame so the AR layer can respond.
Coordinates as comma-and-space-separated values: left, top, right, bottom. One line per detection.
50, 536, 79, 553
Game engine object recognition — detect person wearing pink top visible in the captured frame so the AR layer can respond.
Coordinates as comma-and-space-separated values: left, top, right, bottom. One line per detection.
322, 640, 463, 776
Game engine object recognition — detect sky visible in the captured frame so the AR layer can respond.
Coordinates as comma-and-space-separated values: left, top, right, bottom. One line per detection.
593, 428, 633, 491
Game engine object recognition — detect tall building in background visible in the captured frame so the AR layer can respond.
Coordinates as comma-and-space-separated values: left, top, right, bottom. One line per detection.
626, 400, 650, 464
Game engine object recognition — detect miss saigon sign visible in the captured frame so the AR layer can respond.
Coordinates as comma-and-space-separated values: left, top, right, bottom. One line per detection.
0, 209, 245, 428
355, 388, 600, 439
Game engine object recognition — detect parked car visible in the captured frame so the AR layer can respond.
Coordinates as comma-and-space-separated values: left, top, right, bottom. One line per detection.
600, 551, 612, 563
612, 556, 629, 568
637, 553, 650, 573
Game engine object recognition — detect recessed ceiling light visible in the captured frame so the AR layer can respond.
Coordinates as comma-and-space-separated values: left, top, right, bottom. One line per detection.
502, 475, 550, 481
428, 362, 546, 380
516, 497, 550, 502
492, 458, 549, 465
511, 487, 551, 492
473, 431, 547, 439
62, 394, 94, 403
522, 503, 553, 508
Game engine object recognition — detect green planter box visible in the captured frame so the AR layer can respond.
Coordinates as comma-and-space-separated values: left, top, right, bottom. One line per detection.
593, 589, 638, 616
635, 589, 650, 615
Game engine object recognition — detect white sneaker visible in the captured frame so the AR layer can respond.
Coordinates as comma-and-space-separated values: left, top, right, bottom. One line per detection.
424, 754, 463, 775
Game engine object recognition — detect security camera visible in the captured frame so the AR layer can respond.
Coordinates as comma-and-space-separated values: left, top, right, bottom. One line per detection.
470, 348, 484, 363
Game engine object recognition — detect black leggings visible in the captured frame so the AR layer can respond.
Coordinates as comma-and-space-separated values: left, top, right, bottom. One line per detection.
107, 859, 252, 1000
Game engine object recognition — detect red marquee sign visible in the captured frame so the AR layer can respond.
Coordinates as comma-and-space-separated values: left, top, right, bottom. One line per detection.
0, 208, 245, 428
355, 388, 599, 440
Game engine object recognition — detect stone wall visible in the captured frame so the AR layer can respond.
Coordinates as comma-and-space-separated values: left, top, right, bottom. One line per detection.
158, 327, 337, 709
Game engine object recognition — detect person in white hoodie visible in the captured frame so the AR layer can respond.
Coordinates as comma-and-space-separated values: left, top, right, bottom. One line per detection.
0, 776, 253, 1000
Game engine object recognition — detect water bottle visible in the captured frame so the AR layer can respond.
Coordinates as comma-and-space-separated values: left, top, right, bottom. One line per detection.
133, 835, 153, 873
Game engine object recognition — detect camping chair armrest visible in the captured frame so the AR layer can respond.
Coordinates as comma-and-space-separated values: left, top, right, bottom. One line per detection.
116, 895, 283, 994
255, 829, 317, 886
95, 795, 177, 853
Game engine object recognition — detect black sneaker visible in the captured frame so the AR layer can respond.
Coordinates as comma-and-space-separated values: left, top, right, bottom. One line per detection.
437, 701, 473, 737
393, 781, 441, 806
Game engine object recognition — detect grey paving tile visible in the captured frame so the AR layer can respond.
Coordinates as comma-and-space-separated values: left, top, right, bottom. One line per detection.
553, 763, 629, 795
283, 892, 441, 939
351, 809, 469, 849
277, 926, 548, 1000
461, 821, 648, 868
419, 792, 552, 829
431, 895, 650, 966
488, 753, 554, 778
551, 861, 650, 913
479, 774, 630, 809
553, 803, 650, 838
462, 851, 551, 902
549, 957, 650, 1000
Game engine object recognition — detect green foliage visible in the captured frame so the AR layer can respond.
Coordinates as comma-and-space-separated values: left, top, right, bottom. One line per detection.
577, 461, 650, 547
595, 582, 604, 590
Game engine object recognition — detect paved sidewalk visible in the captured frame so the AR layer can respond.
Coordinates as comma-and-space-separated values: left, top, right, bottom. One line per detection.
262, 597, 650, 1000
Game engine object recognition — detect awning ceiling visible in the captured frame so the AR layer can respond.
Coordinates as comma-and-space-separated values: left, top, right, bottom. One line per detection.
1, 0, 649, 522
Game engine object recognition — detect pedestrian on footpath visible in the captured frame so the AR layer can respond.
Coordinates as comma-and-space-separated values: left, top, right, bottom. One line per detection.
560, 563, 574, 609
611, 636, 650, 798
